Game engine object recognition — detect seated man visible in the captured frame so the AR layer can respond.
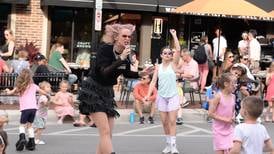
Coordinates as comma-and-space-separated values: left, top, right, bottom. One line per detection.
178, 49, 199, 90
133, 75, 157, 124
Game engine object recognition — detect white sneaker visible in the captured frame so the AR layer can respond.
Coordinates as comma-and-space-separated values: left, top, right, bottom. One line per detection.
171, 145, 179, 154
35, 140, 46, 145
57, 119, 63, 125
162, 145, 171, 154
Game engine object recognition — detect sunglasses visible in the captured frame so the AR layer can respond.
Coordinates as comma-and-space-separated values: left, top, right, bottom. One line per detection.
243, 58, 248, 61
162, 52, 173, 56
122, 35, 131, 39
141, 77, 148, 80
228, 55, 234, 58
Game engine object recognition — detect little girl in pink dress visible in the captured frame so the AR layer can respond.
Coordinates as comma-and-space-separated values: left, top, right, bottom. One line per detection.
265, 62, 274, 122
208, 73, 236, 154
53, 80, 75, 124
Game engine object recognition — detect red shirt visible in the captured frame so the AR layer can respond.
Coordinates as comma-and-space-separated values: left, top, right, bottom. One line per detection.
0, 59, 6, 74
133, 82, 157, 102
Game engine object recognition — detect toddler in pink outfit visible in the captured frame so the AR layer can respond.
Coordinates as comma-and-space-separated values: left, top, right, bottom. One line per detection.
53, 80, 75, 124
209, 73, 236, 154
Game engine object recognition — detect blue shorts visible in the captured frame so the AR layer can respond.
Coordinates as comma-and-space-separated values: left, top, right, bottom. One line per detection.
20, 109, 37, 124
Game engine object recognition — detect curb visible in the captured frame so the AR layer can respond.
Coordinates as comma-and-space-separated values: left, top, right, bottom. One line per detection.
2, 108, 208, 125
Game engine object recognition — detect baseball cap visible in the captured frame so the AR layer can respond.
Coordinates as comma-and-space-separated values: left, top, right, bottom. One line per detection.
35, 54, 46, 61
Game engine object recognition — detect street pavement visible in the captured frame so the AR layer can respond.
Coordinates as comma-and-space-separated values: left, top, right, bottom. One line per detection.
4, 121, 274, 154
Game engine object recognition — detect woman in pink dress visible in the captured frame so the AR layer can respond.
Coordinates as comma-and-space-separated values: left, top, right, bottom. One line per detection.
209, 73, 236, 154
53, 80, 75, 124
265, 62, 274, 122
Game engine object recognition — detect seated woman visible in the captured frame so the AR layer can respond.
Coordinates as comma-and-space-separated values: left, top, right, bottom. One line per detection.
221, 51, 234, 73
0, 29, 15, 61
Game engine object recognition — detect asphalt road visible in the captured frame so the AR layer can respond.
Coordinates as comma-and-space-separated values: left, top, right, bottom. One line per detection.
4, 122, 274, 154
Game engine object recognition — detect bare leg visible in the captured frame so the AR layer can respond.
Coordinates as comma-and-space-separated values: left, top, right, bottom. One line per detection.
135, 100, 143, 118
35, 128, 43, 141
91, 112, 112, 154
149, 102, 155, 117
108, 117, 115, 153
177, 107, 183, 118
168, 110, 178, 136
159, 112, 169, 135
215, 150, 224, 154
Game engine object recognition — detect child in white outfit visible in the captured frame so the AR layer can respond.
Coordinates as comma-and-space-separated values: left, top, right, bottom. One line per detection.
33, 81, 51, 145
230, 96, 274, 154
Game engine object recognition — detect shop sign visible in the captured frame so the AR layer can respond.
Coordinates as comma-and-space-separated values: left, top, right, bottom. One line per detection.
153, 18, 163, 34
76, 41, 91, 49
95, 9, 102, 31
165, 7, 176, 13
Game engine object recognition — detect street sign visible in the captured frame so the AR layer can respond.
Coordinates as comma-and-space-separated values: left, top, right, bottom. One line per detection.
96, 0, 102, 9
95, 9, 102, 31
153, 18, 163, 34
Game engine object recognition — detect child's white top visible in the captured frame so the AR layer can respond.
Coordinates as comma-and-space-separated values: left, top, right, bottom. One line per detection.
233, 123, 270, 154
158, 63, 177, 97
36, 95, 49, 119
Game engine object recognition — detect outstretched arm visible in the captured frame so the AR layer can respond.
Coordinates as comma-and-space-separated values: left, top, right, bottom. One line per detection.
170, 29, 181, 66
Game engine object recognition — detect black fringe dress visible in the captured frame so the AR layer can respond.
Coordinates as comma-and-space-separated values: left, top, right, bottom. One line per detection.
78, 44, 139, 118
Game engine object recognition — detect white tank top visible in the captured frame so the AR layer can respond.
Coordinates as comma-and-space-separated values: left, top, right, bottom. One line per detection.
158, 63, 178, 97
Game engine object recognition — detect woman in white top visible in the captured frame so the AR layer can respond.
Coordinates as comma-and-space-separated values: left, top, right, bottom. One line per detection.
146, 29, 181, 154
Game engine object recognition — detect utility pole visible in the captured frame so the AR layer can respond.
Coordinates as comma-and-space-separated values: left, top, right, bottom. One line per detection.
91, 0, 102, 68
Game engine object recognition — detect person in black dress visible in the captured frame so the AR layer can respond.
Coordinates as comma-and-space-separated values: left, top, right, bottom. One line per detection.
78, 24, 152, 154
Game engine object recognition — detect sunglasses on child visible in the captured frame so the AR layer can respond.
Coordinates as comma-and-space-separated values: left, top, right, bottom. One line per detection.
162, 52, 173, 56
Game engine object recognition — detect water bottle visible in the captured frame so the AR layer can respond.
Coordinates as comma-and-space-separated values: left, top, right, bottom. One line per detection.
129, 111, 135, 124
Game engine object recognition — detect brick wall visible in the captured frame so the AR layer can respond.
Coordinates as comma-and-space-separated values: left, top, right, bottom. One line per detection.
15, 0, 44, 49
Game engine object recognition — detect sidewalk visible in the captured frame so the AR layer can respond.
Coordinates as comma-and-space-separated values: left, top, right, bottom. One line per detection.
0, 90, 208, 124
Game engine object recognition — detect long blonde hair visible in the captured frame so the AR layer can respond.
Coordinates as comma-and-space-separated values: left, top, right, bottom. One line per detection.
4, 29, 15, 42
15, 69, 33, 95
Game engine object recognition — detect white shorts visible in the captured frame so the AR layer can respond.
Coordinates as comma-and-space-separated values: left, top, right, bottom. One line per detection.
156, 95, 180, 112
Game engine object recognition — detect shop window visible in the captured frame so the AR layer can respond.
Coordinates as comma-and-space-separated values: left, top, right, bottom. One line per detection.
50, 7, 92, 62
0, 4, 11, 45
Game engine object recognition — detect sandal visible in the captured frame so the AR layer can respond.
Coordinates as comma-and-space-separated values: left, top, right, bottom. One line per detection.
73, 122, 86, 127
89, 123, 97, 128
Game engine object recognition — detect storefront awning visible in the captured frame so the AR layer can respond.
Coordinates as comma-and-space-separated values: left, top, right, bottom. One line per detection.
0, 0, 29, 4
158, 0, 192, 13
41, 0, 157, 12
